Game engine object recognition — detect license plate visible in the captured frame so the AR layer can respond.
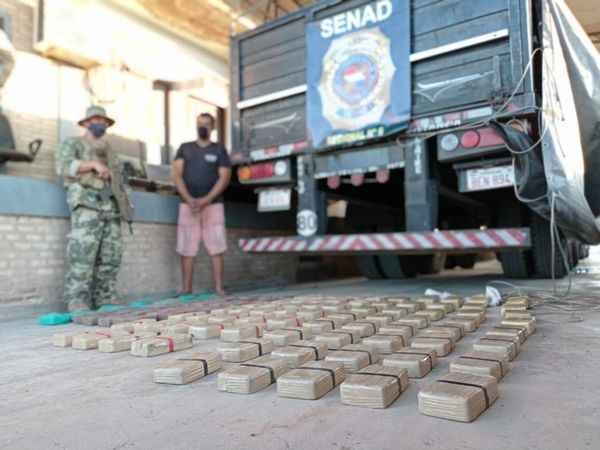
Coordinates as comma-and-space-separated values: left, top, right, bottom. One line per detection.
258, 188, 291, 212
466, 166, 515, 192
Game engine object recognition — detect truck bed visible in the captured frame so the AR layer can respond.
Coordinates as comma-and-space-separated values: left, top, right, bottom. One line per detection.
231, 0, 536, 160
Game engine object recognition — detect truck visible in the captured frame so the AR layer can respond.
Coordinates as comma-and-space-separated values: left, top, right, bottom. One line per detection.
229, 0, 600, 279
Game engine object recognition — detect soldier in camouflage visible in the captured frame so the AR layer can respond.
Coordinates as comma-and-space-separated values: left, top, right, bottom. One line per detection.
55, 106, 134, 312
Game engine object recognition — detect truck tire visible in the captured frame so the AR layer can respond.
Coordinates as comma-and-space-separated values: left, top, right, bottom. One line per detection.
530, 211, 570, 279
377, 255, 417, 279
416, 253, 446, 275
356, 256, 385, 280
456, 254, 477, 269
496, 199, 533, 279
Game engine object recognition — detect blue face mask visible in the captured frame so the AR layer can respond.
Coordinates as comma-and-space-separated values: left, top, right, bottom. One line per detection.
88, 123, 107, 138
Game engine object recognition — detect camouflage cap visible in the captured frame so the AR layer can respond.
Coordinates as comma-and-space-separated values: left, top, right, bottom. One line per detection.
78, 105, 115, 127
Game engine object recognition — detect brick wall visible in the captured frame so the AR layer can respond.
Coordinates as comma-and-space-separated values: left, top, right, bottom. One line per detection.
0, 0, 35, 52
0, 214, 298, 320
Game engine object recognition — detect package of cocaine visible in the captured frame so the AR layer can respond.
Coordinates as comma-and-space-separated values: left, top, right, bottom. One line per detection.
418, 372, 499, 422
350, 306, 377, 317
110, 318, 158, 333
168, 312, 208, 321
456, 310, 486, 325
426, 303, 453, 315
184, 317, 210, 327
449, 351, 509, 381
443, 318, 478, 333
161, 323, 190, 335
501, 318, 536, 335
296, 310, 326, 321
130, 333, 193, 357
365, 314, 394, 327
485, 327, 527, 346
220, 325, 265, 342
325, 344, 380, 372
504, 295, 530, 308
71, 329, 130, 350
134, 320, 184, 334
208, 316, 239, 326
473, 336, 520, 361
154, 352, 222, 384
327, 312, 359, 325
382, 348, 437, 378
502, 310, 534, 320
423, 326, 462, 344
394, 303, 422, 314
465, 294, 490, 307
416, 295, 440, 306
98, 332, 157, 353
315, 330, 361, 349
460, 305, 486, 313
322, 304, 346, 314
266, 317, 303, 331
53, 331, 88, 347
217, 338, 274, 362
272, 342, 325, 368
277, 361, 346, 400
411, 335, 454, 357
218, 356, 290, 394
379, 324, 413, 340
280, 340, 327, 361
380, 307, 408, 320
189, 324, 229, 340
396, 315, 429, 329
341, 320, 379, 337
341, 365, 409, 409
415, 309, 443, 322
362, 334, 404, 354
387, 296, 412, 304
263, 327, 310, 346
495, 324, 530, 340
441, 296, 464, 309
303, 320, 334, 334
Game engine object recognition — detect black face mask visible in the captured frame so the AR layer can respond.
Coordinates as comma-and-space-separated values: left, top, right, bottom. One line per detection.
197, 126, 210, 139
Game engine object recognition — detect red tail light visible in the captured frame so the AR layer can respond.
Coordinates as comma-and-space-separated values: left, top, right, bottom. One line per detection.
460, 131, 481, 148
238, 163, 275, 181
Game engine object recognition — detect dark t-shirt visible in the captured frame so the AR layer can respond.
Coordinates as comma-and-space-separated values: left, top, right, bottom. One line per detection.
174, 141, 231, 203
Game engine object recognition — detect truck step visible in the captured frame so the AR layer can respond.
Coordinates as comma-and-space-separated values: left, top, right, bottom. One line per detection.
239, 228, 530, 254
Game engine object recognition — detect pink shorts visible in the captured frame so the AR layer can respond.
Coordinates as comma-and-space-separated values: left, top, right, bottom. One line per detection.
176, 203, 227, 257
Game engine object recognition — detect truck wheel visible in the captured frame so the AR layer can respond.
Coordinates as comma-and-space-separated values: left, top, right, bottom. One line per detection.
416, 253, 446, 275
456, 254, 477, 269
530, 211, 570, 279
356, 256, 385, 280
496, 198, 533, 279
377, 255, 417, 279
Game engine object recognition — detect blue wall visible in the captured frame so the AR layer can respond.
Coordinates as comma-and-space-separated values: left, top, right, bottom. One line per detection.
0, 176, 294, 229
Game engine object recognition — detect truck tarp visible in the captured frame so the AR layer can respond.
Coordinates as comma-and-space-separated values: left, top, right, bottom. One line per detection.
538, 0, 600, 244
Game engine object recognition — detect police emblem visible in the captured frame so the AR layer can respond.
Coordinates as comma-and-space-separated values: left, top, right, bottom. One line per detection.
318, 28, 395, 130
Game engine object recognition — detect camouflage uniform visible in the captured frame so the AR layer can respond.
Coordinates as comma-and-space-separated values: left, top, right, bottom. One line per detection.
55, 136, 132, 311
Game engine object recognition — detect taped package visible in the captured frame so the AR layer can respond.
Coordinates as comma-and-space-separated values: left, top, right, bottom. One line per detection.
449, 351, 509, 381
168, 312, 208, 321
485, 327, 527, 346
443, 318, 478, 333
218, 356, 290, 394
266, 317, 303, 331
133, 320, 183, 334
382, 348, 437, 378
72, 330, 130, 350
53, 331, 88, 348
296, 310, 325, 321
362, 334, 404, 354
350, 307, 377, 316
460, 305, 486, 313
277, 361, 346, 400
370, 302, 390, 313
495, 324, 529, 340
502, 310, 534, 320
220, 325, 265, 342
456, 310, 486, 325
379, 324, 413, 340
303, 320, 335, 334
365, 314, 394, 327
396, 315, 429, 329
315, 330, 361, 349
189, 324, 228, 340
423, 326, 462, 344
504, 295, 530, 308
426, 303, 452, 315
441, 296, 464, 309
465, 294, 490, 307
341, 365, 409, 409
98, 332, 157, 353
110, 318, 157, 333
218, 338, 274, 362
161, 324, 190, 335
418, 372, 499, 422
501, 318, 536, 335
322, 304, 346, 314
381, 307, 408, 320
473, 337, 520, 361
416, 295, 440, 306
154, 352, 222, 384
341, 320, 379, 337
272, 342, 326, 368
411, 335, 454, 357
328, 311, 364, 323
325, 344, 380, 372
208, 316, 238, 326
185, 317, 210, 327
263, 327, 310, 346
130, 334, 193, 357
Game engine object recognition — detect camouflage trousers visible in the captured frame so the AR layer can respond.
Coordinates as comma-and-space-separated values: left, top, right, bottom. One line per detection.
63, 206, 123, 311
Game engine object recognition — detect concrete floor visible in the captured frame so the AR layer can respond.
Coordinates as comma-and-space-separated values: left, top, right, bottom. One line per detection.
1, 254, 600, 450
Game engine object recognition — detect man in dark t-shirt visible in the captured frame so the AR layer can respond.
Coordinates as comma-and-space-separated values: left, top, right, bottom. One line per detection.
171, 113, 231, 297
